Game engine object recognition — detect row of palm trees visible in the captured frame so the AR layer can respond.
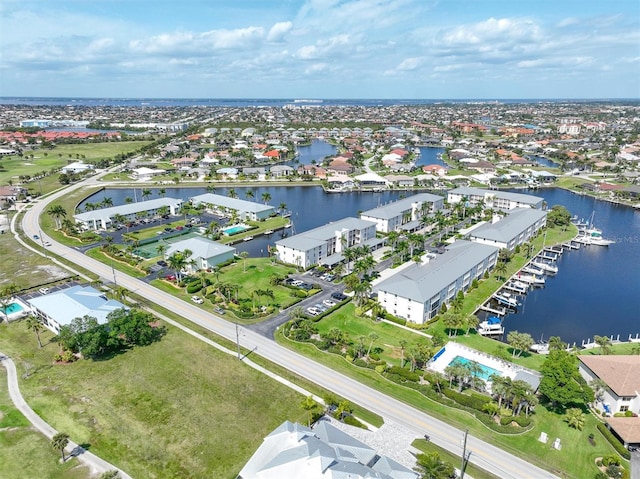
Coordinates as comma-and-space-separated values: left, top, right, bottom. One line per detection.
227, 188, 273, 204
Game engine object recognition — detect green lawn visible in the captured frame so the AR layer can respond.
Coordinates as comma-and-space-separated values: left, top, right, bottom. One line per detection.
412, 438, 501, 479
0, 212, 73, 290
313, 304, 433, 366
0, 369, 92, 479
0, 141, 151, 193
0, 320, 309, 479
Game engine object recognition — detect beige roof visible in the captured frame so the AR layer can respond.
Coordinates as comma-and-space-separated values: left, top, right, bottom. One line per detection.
605, 417, 640, 443
579, 355, 640, 396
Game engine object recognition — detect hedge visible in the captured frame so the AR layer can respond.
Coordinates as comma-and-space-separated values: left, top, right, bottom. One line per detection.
386, 366, 421, 382
443, 388, 491, 411
597, 423, 631, 460
186, 282, 203, 294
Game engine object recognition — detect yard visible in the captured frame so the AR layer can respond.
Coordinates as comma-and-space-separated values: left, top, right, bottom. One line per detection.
0, 320, 308, 479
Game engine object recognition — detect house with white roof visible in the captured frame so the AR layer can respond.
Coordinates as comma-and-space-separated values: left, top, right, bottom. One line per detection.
360, 193, 444, 233
61, 161, 94, 174
190, 193, 275, 221
74, 197, 183, 230
275, 217, 378, 269
447, 187, 545, 210
467, 208, 547, 250
238, 420, 418, 479
27, 285, 127, 334
131, 167, 166, 181
164, 237, 236, 272
374, 240, 499, 324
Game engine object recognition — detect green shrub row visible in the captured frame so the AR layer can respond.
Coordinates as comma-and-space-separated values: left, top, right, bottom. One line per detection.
386, 366, 421, 382
186, 282, 203, 294
443, 388, 491, 411
597, 423, 631, 460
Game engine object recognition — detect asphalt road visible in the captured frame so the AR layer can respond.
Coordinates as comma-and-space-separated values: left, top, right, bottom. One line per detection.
20, 175, 560, 479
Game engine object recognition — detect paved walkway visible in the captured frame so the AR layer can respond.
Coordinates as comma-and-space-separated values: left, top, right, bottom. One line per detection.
0, 352, 132, 479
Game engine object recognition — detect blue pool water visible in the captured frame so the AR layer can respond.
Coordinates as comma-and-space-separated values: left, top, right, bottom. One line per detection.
448, 355, 501, 381
222, 225, 249, 235
1, 302, 24, 315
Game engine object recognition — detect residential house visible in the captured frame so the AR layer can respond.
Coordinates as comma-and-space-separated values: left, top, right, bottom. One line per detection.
74, 197, 183, 230
27, 285, 127, 334
238, 420, 418, 479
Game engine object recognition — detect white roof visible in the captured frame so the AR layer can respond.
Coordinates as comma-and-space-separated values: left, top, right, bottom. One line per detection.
353, 172, 391, 184
74, 197, 182, 222
165, 237, 235, 261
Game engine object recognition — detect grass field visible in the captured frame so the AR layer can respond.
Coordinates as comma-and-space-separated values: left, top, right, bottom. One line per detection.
412, 437, 501, 479
0, 320, 309, 479
0, 368, 92, 479
0, 141, 151, 194
0, 211, 72, 289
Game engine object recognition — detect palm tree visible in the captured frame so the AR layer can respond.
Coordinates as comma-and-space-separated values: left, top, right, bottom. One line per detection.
158, 188, 166, 198
101, 197, 113, 208
156, 243, 167, 258
261, 192, 271, 204
366, 332, 378, 358
594, 335, 612, 355
124, 196, 133, 204
1, 283, 19, 322
279, 202, 287, 216
245, 189, 255, 201
51, 432, 70, 462
398, 339, 407, 368
25, 315, 44, 348
494, 260, 508, 281
167, 252, 186, 282
300, 395, 318, 427
47, 204, 67, 229
141, 188, 152, 201
414, 451, 455, 479
565, 407, 585, 430
228, 188, 238, 199
548, 336, 567, 351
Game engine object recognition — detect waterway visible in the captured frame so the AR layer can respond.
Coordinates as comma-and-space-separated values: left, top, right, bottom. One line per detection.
81, 186, 639, 345
293, 140, 338, 165
416, 147, 447, 168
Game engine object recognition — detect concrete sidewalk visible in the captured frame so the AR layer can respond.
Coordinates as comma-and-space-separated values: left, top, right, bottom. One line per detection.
0, 352, 132, 479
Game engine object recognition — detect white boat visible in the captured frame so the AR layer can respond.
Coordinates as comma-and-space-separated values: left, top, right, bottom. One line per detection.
243, 236, 254, 242
264, 230, 273, 235
283, 223, 292, 229
522, 265, 545, 275
505, 280, 529, 293
477, 316, 504, 336
530, 342, 550, 354
493, 292, 519, 308
516, 273, 546, 285
576, 212, 615, 246
531, 260, 558, 274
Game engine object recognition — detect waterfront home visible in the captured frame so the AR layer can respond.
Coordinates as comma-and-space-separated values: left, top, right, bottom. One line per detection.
275, 217, 378, 269
326, 176, 355, 190
269, 164, 294, 178
131, 167, 166, 181
384, 174, 414, 187
164, 237, 236, 273
578, 355, 640, 449
360, 192, 444, 233
374, 240, 499, 324
74, 197, 183, 230
447, 187, 545, 210
238, 420, 418, 479
467, 208, 547, 251
27, 285, 127, 334
190, 193, 275, 221
422, 164, 447, 176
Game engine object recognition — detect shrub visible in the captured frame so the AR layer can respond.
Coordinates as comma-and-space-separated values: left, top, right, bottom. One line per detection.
597, 423, 631, 460
386, 366, 421, 382
186, 282, 203, 294
385, 315, 407, 326
602, 455, 621, 467
343, 415, 367, 429
443, 389, 491, 411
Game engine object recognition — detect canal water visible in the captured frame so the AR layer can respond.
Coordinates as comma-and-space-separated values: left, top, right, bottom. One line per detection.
416, 147, 447, 168
294, 139, 338, 165
81, 186, 639, 345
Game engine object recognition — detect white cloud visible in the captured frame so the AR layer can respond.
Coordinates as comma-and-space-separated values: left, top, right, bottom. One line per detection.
296, 34, 354, 60
267, 21, 293, 43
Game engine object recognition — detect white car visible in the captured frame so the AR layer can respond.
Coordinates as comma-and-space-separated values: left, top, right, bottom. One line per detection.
322, 299, 336, 307
43, 241, 52, 247
306, 307, 320, 316
191, 296, 204, 304
38, 287, 50, 295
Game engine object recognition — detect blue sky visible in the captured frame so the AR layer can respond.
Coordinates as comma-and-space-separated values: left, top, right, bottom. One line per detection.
1, 0, 639, 99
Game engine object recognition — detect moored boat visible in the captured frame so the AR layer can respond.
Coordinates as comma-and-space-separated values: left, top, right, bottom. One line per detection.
478, 316, 504, 336
493, 292, 520, 308
243, 236, 254, 242
531, 260, 558, 274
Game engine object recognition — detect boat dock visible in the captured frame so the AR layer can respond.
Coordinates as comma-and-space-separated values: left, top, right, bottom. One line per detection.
479, 304, 507, 316
503, 283, 528, 294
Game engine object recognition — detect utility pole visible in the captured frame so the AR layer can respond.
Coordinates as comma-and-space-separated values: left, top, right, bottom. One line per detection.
235, 322, 241, 359
460, 428, 471, 479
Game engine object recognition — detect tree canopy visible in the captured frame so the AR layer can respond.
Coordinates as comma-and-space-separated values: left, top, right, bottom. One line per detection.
55, 308, 165, 360
539, 350, 594, 409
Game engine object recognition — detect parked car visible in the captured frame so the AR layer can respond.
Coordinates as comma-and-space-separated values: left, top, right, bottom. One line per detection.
157, 260, 168, 267
299, 283, 313, 290
331, 292, 347, 301
323, 299, 336, 307
314, 303, 327, 312
165, 274, 176, 281
38, 287, 50, 294
191, 295, 204, 304
176, 225, 184, 230
306, 307, 320, 316
213, 307, 225, 315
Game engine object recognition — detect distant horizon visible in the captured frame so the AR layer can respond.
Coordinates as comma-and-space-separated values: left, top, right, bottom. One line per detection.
2, 95, 639, 102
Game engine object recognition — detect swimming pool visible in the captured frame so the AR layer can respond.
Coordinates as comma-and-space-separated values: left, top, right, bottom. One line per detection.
1, 302, 24, 315
222, 224, 249, 236
447, 355, 501, 381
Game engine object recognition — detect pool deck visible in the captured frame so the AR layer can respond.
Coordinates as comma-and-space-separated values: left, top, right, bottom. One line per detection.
428, 341, 538, 384
1, 297, 31, 322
